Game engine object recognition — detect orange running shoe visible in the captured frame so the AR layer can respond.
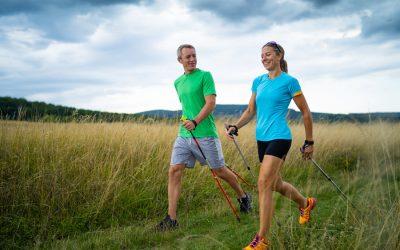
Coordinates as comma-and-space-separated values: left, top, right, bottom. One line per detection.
299, 197, 317, 225
243, 234, 269, 250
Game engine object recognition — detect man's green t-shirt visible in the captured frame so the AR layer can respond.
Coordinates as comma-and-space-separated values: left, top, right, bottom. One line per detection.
174, 68, 218, 138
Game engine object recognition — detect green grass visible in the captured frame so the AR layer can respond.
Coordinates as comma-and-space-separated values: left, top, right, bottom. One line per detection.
45, 178, 399, 250
1, 121, 399, 249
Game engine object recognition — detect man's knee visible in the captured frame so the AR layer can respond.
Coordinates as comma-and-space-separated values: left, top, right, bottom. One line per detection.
169, 164, 185, 180
212, 166, 223, 175
213, 166, 232, 179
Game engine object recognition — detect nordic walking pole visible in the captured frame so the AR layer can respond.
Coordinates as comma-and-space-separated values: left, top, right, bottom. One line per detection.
181, 118, 240, 222
189, 130, 241, 222
309, 157, 360, 213
224, 123, 257, 181
225, 165, 256, 189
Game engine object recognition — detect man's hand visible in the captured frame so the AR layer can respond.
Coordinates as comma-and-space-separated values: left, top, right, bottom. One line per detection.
183, 120, 196, 131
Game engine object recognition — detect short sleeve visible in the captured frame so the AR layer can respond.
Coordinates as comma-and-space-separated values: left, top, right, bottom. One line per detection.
202, 72, 217, 96
288, 78, 302, 97
251, 77, 260, 93
174, 81, 181, 102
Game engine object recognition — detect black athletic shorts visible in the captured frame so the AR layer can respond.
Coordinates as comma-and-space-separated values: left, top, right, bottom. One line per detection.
257, 139, 292, 162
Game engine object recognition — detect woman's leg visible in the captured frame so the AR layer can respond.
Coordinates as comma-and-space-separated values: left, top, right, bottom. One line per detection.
273, 174, 307, 208
258, 155, 283, 237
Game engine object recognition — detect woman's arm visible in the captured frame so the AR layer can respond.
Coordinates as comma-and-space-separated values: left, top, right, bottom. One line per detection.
293, 93, 314, 159
225, 93, 257, 138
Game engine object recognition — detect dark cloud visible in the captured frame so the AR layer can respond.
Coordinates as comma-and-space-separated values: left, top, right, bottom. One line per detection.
187, 0, 265, 21
186, 0, 308, 22
303, 1, 400, 38
361, 2, 400, 38
0, 0, 153, 43
4, 0, 396, 43
0, 1, 40, 15
184, 0, 400, 39
28, 10, 101, 42
304, 0, 339, 7
0, 0, 151, 16
0, 12, 98, 43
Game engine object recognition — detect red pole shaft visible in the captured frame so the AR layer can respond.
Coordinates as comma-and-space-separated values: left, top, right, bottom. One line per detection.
188, 130, 240, 222
211, 169, 241, 222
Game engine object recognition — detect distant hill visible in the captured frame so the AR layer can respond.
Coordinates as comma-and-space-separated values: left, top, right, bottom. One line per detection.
138, 105, 400, 123
1, 97, 399, 123
136, 105, 248, 118
0, 96, 139, 122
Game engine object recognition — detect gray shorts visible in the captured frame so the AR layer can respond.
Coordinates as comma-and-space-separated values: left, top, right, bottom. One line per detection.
170, 136, 225, 169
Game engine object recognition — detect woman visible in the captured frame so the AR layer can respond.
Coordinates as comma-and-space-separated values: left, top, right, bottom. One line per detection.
226, 41, 316, 250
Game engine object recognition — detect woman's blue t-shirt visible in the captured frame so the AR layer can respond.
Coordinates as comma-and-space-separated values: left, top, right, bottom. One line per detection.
251, 72, 302, 141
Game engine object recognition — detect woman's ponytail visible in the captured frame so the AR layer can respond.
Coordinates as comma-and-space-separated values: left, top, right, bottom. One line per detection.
280, 59, 288, 73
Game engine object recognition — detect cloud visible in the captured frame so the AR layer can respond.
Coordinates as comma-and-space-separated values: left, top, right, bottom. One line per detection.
27, 83, 180, 114
304, 0, 339, 7
0, 0, 151, 16
183, 0, 400, 39
360, 2, 400, 38
0, 1, 185, 105
0, 0, 399, 113
0, 0, 154, 42
0, 1, 40, 16
185, 0, 310, 24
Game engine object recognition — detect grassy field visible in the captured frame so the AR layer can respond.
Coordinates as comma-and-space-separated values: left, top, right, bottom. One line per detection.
1, 120, 399, 249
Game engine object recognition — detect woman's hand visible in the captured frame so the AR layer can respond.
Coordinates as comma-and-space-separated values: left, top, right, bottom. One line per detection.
224, 125, 238, 141
302, 145, 314, 160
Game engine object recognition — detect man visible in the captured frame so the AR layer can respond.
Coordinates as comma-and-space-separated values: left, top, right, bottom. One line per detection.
155, 44, 252, 231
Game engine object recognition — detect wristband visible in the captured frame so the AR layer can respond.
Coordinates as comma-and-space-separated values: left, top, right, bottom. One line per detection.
301, 140, 314, 153
191, 120, 198, 128
304, 140, 314, 146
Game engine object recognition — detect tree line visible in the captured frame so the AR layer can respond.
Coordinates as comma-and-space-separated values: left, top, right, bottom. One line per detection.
0, 97, 140, 122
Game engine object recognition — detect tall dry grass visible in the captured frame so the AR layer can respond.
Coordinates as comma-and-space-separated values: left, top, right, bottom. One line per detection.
0, 120, 399, 248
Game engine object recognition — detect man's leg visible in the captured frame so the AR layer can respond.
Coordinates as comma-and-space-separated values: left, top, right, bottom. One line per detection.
168, 164, 186, 220
213, 167, 246, 199
156, 137, 194, 231
193, 137, 247, 199
191, 137, 251, 212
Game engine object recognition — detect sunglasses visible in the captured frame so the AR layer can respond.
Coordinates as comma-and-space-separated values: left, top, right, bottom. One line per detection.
265, 41, 281, 53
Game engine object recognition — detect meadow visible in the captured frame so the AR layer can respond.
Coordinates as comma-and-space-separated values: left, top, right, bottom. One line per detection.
1, 120, 399, 249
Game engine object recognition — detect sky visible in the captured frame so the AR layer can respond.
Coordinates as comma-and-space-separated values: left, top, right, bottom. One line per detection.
1, 0, 399, 114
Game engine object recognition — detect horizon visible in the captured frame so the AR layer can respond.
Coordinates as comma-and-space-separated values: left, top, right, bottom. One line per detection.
1, 0, 399, 114
3, 96, 399, 115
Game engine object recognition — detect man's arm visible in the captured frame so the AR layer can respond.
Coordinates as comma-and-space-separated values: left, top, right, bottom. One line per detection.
194, 94, 216, 124
183, 94, 215, 130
